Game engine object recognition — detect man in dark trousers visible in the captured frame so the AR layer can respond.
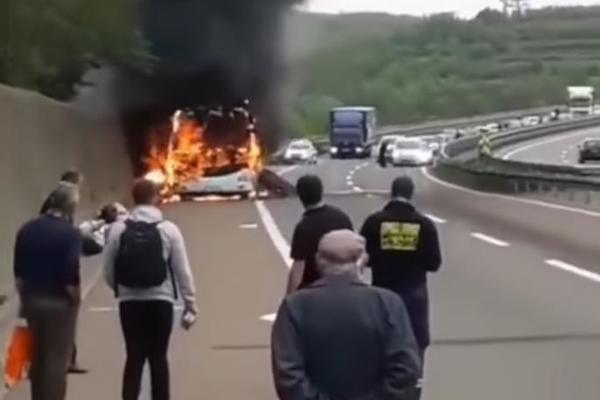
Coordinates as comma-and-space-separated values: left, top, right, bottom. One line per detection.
15, 186, 82, 400
272, 229, 421, 399
39, 169, 88, 374
104, 179, 197, 400
360, 176, 442, 399
287, 175, 353, 293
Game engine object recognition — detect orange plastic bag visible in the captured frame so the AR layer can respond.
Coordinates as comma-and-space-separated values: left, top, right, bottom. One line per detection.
4, 319, 33, 389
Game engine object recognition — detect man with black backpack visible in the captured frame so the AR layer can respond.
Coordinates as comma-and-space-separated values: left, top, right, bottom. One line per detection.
104, 179, 197, 400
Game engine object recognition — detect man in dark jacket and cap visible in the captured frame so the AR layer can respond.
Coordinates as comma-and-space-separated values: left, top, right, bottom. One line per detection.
272, 229, 420, 400
360, 176, 442, 399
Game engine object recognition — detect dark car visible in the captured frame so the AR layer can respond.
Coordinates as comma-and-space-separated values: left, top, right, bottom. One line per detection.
578, 139, 600, 163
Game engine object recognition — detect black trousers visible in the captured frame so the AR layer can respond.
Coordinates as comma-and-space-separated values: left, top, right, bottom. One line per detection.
119, 301, 174, 400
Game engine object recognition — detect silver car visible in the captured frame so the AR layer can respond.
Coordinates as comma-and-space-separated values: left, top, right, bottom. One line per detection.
390, 138, 435, 166
284, 140, 318, 164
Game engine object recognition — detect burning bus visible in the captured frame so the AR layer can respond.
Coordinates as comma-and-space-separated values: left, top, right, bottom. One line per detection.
144, 102, 263, 200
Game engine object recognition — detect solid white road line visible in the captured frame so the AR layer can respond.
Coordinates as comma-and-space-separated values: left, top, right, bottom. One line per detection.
420, 167, 600, 218
470, 232, 510, 247
424, 213, 447, 224
545, 259, 600, 283
255, 200, 293, 269
502, 129, 592, 160
254, 202, 293, 323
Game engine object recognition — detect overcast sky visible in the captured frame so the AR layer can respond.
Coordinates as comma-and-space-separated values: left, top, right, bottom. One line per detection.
302, 0, 600, 18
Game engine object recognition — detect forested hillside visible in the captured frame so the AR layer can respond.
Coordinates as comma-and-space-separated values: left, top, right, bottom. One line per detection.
286, 7, 600, 135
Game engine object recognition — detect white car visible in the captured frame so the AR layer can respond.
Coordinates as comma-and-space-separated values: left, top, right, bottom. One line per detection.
284, 140, 318, 164
390, 138, 435, 166
375, 135, 404, 158
420, 135, 445, 155
178, 167, 257, 199
521, 116, 541, 126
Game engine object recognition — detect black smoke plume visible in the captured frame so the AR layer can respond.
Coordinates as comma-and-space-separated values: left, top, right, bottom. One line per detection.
115, 0, 301, 173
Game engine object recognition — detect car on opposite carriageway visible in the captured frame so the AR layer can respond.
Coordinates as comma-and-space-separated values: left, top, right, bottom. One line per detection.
578, 138, 600, 164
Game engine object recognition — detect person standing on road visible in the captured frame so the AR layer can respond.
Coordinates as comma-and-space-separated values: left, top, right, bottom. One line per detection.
360, 176, 442, 399
104, 179, 198, 400
378, 140, 389, 168
40, 170, 84, 222
15, 186, 82, 400
38, 169, 88, 374
287, 175, 353, 293
272, 229, 421, 399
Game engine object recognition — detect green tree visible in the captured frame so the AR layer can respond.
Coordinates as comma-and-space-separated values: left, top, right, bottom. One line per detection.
1, 0, 149, 99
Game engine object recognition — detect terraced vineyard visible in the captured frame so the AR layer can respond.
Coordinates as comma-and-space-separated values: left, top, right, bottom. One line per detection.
286, 7, 600, 136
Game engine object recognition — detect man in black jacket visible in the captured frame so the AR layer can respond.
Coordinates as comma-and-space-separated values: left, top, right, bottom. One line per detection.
272, 229, 420, 400
360, 176, 442, 399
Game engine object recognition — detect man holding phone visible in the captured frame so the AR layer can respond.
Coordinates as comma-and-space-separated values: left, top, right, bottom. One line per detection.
104, 179, 198, 400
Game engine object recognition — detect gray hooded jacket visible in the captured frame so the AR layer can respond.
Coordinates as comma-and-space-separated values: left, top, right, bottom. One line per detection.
103, 206, 197, 311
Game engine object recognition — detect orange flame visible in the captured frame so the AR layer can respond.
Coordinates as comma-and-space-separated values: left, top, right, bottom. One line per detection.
144, 108, 263, 194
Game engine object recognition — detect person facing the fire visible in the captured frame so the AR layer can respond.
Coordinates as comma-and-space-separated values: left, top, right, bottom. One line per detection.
287, 175, 353, 294
39, 169, 88, 374
104, 178, 197, 400
272, 229, 421, 399
360, 176, 442, 399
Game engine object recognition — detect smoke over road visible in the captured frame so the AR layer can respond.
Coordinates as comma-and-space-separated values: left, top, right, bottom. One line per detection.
116, 0, 301, 172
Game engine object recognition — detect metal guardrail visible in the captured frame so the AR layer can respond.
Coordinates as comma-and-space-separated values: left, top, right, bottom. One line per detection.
310, 105, 563, 149
434, 115, 600, 209
443, 115, 600, 167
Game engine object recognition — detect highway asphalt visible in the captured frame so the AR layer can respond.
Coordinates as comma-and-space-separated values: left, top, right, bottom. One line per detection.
9, 157, 600, 399
499, 125, 600, 166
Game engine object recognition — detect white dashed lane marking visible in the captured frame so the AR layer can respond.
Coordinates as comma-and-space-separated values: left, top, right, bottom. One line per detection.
260, 313, 276, 322
345, 162, 371, 190
424, 213, 447, 224
240, 223, 259, 229
545, 259, 600, 283
470, 232, 510, 247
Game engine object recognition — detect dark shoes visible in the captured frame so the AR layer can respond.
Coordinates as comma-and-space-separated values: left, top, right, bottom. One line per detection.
67, 364, 89, 374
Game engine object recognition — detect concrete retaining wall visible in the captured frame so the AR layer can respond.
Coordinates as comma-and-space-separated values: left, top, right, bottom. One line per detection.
0, 84, 132, 294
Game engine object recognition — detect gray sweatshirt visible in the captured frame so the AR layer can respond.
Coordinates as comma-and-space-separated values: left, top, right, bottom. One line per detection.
103, 205, 197, 312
